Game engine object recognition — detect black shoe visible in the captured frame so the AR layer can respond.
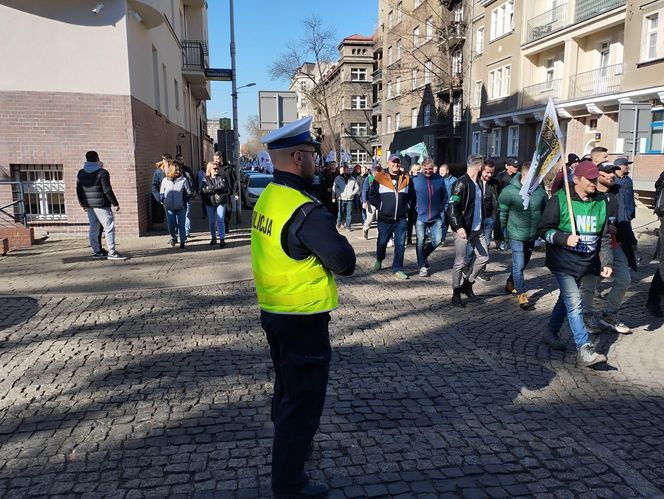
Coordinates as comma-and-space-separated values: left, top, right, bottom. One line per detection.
461, 279, 479, 302
476, 270, 491, 282
505, 276, 516, 294
209, 238, 217, 245
219, 240, 227, 249
179, 243, 185, 250
452, 288, 465, 308
273, 480, 329, 498
99, 248, 109, 256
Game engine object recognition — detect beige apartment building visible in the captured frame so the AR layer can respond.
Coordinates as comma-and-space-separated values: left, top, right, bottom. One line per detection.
0, 0, 211, 236
305, 35, 375, 166
373, 0, 469, 168
469, 0, 664, 190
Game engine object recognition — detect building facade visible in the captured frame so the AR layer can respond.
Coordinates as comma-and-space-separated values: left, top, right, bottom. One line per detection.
374, 0, 470, 168
469, 0, 663, 190
0, 0, 212, 236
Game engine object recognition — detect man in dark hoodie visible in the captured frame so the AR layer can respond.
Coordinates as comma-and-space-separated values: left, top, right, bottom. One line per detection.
76, 151, 126, 260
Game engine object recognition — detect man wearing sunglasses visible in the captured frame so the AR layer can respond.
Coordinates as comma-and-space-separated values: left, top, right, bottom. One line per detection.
252, 116, 355, 498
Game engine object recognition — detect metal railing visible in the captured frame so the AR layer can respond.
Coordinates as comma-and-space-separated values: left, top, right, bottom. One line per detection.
371, 101, 382, 116
439, 21, 466, 42
182, 40, 208, 70
521, 79, 562, 107
568, 64, 622, 99
576, 0, 625, 23
0, 180, 28, 228
372, 68, 383, 83
526, 3, 568, 43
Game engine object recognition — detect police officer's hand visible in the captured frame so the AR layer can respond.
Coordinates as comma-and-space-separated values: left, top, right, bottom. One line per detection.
456, 228, 467, 239
332, 198, 336, 203
81, 206, 87, 212
600, 266, 613, 278
114, 205, 121, 213
566, 234, 580, 247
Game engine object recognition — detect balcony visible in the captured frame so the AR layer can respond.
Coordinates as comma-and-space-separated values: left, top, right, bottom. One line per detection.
182, 40, 210, 100
372, 101, 382, 116
521, 79, 562, 108
575, 0, 626, 23
439, 21, 466, 46
526, 3, 568, 43
568, 64, 622, 100
372, 68, 383, 84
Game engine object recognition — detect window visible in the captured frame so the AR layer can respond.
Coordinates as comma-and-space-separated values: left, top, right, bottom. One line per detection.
174, 79, 180, 111
648, 109, 663, 153
453, 2, 464, 22
545, 58, 555, 87
474, 80, 482, 107
507, 125, 519, 156
397, 2, 403, 23
413, 26, 420, 47
388, 10, 393, 29
396, 39, 402, 60
411, 107, 418, 128
396, 76, 401, 95
414, 0, 422, 8
645, 14, 659, 61
490, 0, 514, 40
395, 112, 401, 130
423, 104, 432, 126
11, 164, 66, 221
426, 17, 434, 40
488, 65, 510, 100
476, 27, 484, 54
183, 88, 190, 129
412, 69, 419, 89
351, 95, 368, 109
472, 131, 481, 155
453, 98, 462, 124
452, 49, 463, 76
387, 80, 393, 99
351, 150, 369, 164
351, 68, 367, 81
162, 64, 169, 118
490, 127, 502, 157
350, 122, 368, 136
387, 115, 392, 132
388, 46, 393, 65
424, 60, 432, 84
152, 46, 160, 112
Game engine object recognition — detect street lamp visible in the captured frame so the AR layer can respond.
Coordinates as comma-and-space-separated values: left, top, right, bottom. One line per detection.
230, 0, 256, 222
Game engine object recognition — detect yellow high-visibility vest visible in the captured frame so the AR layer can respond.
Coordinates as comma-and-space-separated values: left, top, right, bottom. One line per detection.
251, 182, 338, 314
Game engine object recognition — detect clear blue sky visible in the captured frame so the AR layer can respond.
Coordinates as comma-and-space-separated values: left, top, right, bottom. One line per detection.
206, 0, 378, 138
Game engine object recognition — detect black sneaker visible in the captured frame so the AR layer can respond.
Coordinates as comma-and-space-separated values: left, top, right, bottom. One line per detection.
209, 238, 217, 245
91, 252, 107, 260
100, 248, 109, 256
219, 240, 227, 249
168, 238, 176, 247
476, 270, 491, 282
107, 252, 127, 261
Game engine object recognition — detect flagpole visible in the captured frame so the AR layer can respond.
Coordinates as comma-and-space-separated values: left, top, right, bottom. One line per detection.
559, 150, 577, 237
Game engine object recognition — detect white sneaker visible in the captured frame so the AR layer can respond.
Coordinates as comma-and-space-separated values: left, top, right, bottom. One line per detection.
419, 266, 428, 277
577, 343, 607, 367
599, 312, 631, 334
387, 239, 394, 247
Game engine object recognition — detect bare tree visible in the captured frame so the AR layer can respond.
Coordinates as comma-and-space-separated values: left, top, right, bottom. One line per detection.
269, 14, 342, 157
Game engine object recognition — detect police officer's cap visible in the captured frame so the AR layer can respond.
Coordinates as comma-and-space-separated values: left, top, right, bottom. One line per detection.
261, 116, 320, 150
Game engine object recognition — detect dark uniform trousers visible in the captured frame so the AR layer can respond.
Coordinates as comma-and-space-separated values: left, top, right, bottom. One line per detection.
260, 310, 332, 492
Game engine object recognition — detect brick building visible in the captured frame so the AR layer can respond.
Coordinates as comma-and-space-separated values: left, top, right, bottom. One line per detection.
0, 0, 211, 236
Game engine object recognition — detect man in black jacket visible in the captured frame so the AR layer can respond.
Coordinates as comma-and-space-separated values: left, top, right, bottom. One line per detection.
213, 152, 238, 227
447, 154, 489, 306
76, 151, 126, 260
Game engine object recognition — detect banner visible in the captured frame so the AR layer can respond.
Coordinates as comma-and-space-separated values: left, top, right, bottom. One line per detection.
400, 142, 429, 164
325, 149, 337, 163
257, 150, 273, 173
520, 98, 564, 208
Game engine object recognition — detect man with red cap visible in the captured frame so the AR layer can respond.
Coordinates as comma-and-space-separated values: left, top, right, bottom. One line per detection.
538, 160, 614, 367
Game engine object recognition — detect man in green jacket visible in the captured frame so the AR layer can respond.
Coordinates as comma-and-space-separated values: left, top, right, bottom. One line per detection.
498, 161, 547, 309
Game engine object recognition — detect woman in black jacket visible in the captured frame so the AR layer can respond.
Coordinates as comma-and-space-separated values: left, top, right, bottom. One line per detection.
201, 161, 230, 248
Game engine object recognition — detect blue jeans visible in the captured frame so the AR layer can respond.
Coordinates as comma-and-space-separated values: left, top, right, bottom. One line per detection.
87, 207, 116, 254
206, 204, 226, 240
185, 201, 192, 236
509, 240, 534, 294
415, 218, 443, 268
336, 200, 353, 229
376, 218, 407, 272
549, 271, 594, 348
166, 208, 187, 244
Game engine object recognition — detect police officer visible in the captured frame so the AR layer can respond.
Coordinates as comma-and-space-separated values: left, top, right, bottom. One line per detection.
251, 116, 356, 498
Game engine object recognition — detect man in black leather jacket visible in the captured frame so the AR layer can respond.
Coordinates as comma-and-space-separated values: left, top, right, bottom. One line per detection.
446, 154, 489, 306
76, 151, 126, 260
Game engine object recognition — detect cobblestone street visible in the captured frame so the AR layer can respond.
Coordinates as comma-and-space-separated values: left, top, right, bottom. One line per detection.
1, 222, 664, 498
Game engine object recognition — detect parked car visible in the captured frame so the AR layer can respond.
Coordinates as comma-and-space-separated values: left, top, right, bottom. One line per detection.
243, 174, 273, 208
240, 169, 262, 190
